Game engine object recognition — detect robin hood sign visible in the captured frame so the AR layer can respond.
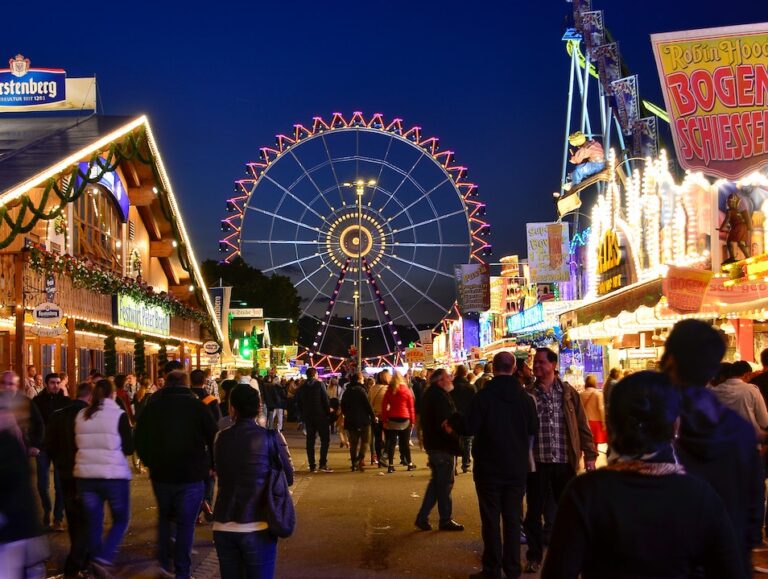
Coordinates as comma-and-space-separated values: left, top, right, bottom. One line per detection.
652, 23, 768, 179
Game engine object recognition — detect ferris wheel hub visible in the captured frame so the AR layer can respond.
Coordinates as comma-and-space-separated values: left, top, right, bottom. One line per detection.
324, 210, 387, 271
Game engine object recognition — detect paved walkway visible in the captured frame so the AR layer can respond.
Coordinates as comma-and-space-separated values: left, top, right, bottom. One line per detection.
43, 425, 768, 577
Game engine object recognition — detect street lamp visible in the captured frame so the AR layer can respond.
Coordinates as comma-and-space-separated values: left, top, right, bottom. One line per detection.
342, 178, 377, 367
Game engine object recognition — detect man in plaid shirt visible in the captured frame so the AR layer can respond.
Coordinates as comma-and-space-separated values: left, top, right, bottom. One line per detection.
523, 347, 597, 573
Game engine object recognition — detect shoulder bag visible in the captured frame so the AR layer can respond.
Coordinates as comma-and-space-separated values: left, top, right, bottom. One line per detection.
264, 430, 296, 538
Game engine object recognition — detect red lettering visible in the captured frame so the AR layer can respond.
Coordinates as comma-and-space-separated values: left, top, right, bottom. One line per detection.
741, 112, 753, 157
686, 117, 704, 160
713, 66, 737, 107
667, 72, 697, 116
719, 114, 735, 161
755, 110, 766, 155
676, 118, 693, 160
736, 64, 755, 106
699, 115, 716, 165
691, 69, 716, 112
756, 64, 768, 107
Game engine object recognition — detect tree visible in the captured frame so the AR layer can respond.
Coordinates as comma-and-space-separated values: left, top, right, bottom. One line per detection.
202, 257, 301, 345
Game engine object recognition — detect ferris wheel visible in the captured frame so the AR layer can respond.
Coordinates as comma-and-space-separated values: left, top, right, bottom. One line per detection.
220, 112, 491, 368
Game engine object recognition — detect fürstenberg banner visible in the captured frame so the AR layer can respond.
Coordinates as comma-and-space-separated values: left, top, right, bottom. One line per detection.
0, 54, 96, 112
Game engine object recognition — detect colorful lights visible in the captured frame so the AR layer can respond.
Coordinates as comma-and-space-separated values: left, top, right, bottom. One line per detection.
218, 112, 491, 265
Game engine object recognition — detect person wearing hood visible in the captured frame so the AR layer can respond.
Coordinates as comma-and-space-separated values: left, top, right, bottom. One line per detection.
448, 352, 538, 579
340, 372, 376, 471
661, 319, 764, 577
708, 361, 768, 433
450, 365, 476, 474
542, 371, 744, 579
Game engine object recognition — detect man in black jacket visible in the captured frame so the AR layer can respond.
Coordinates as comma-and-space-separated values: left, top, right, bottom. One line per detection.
449, 352, 538, 579
46, 382, 93, 578
33, 372, 70, 530
450, 365, 476, 473
340, 372, 376, 471
301, 367, 332, 473
415, 368, 464, 532
661, 319, 764, 578
135, 370, 218, 579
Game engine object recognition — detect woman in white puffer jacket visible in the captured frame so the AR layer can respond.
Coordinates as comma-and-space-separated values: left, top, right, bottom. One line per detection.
74, 379, 133, 577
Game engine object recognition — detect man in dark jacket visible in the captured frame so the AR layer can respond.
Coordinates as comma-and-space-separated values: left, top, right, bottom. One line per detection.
46, 382, 92, 578
33, 372, 70, 530
190, 368, 221, 520
449, 352, 538, 579
135, 370, 218, 579
662, 319, 763, 578
450, 365, 476, 473
415, 368, 464, 532
190, 369, 222, 423
340, 372, 376, 471
301, 367, 332, 473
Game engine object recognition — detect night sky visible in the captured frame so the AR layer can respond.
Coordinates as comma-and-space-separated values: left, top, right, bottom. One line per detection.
6, 0, 766, 263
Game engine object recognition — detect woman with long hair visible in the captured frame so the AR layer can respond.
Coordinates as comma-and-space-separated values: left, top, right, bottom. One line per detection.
542, 371, 743, 578
74, 379, 133, 577
381, 372, 416, 473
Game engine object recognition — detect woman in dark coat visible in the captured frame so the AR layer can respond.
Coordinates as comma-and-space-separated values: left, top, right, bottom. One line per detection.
213, 385, 294, 579
542, 371, 745, 579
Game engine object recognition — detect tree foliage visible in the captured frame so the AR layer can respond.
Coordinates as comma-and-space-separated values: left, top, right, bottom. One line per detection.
202, 257, 301, 345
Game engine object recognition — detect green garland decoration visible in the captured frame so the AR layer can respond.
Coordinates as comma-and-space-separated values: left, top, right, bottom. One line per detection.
74, 320, 180, 346
2, 125, 213, 332
29, 244, 208, 324
158, 344, 168, 369
104, 334, 117, 377
134, 337, 146, 377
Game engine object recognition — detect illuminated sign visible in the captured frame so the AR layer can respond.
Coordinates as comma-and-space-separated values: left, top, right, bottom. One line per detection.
597, 229, 625, 296
506, 303, 545, 334
0, 54, 65, 107
597, 230, 621, 273
77, 158, 130, 222
652, 23, 768, 179
230, 308, 264, 318
113, 293, 170, 336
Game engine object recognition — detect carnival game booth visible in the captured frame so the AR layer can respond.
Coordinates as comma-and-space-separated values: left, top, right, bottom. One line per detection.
0, 115, 222, 383
560, 151, 768, 369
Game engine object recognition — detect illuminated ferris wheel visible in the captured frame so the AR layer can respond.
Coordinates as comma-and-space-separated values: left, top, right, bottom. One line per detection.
220, 112, 491, 368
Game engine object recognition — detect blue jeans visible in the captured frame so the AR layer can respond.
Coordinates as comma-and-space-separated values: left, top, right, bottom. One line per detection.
151, 480, 204, 578
77, 478, 131, 565
416, 451, 455, 525
214, 530, 277, 579
37, 450, 64, 523
572, 160, 605, 185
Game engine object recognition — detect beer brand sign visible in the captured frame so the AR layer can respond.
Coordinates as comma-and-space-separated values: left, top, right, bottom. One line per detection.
0, 54, 65, 107
652, 23, 768, 179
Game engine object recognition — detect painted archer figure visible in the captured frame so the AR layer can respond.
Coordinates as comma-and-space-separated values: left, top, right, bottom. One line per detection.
718, 193, 752, 264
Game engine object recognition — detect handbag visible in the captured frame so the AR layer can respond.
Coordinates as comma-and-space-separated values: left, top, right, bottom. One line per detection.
264, 430, 296, 538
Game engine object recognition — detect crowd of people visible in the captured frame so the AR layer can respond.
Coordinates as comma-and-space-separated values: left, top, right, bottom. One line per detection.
3, 318, 768, 578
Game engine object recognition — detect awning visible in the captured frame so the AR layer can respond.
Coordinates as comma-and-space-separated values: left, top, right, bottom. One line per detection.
561, 278, 664, 329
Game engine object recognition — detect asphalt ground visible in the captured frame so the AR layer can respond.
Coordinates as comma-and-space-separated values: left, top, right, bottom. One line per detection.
39, 425, 768, 578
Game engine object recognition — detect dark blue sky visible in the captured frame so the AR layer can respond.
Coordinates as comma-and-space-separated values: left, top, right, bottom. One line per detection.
7, 1, 766, 262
